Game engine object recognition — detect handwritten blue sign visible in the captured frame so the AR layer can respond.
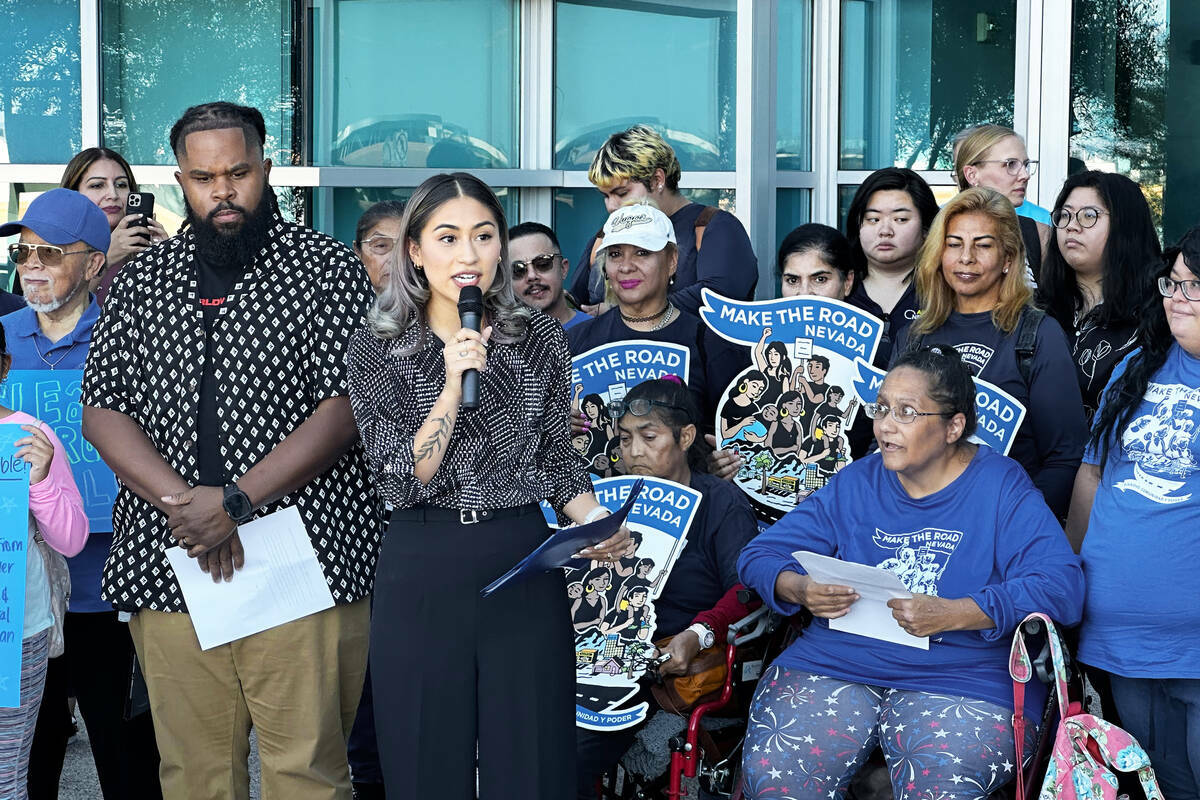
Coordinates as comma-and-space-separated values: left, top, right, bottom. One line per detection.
571, 475, 701, 731
0, 425, 32, 708
0, 371, 116, 532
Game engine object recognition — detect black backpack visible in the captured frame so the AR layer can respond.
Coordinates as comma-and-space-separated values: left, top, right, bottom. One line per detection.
907, 305, 1044, 388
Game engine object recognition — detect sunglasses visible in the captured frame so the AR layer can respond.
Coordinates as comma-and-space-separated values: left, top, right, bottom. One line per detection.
606, 398, 689, 420
8, 242, 94, 266
511, 253, 559, 279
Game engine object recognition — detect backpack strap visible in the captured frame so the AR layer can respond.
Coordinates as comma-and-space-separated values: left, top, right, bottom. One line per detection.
1014, 306, 1044, 388
693, 205, 718, 252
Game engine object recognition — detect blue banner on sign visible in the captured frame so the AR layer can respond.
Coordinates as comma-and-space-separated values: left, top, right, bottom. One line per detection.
700, 289, 883, 365
0, 371, 116, 532
0, 424, 32, 708
570, 341, 691, 481
969, 378, 1027, 456
571, 475, 702, 732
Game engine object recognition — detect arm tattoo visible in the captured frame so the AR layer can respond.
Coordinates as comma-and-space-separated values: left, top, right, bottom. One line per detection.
415, 415, 452, 464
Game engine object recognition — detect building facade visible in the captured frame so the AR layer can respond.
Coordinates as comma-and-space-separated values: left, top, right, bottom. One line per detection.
1, 0, 1191, 294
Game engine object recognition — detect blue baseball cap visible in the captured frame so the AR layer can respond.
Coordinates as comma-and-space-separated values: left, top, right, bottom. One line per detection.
0, 188, 111, 254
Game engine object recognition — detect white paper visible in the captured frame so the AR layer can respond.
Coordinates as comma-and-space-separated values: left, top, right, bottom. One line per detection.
793, 550, 928, 650
166, 506, 335, 650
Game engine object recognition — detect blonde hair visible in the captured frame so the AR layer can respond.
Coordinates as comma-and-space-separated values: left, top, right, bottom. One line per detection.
588, 125, 682, 192
953, 124, 1023, 190
912, 187, 1031, 336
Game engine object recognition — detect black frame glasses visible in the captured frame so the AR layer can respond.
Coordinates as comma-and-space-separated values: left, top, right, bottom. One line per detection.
863, 402, 953, 424
606, 398, 689, 420
511, 253, 559, 279
8, 242, 93, 266
1052, 207, 1107, 230
971, 158, 1038, 177
1158, 276, 1200, 302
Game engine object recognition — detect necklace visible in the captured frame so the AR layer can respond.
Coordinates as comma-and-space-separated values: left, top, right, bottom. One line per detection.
32, 337, 79, 370
620, 303, 669, 325
650, 304, 677, 332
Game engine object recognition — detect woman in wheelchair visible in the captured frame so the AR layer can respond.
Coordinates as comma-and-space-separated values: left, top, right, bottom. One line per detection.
737, 346, 1084, 800
578, 377, 761, 798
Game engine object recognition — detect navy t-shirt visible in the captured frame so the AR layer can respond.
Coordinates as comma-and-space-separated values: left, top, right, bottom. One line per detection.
846, 279, 920, 368
893, 310, 1087, 518
653, 470, 759, 638
570, 203, 758, 316
738, 446, 1084, 715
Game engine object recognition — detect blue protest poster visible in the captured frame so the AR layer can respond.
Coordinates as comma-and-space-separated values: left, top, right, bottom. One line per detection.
0, 370, 116, 532
969, 377, 1026, 456
570, 341, 691, 480
0, 424, 32, 708
699, 290, 883, 525
568, 475, 701, 732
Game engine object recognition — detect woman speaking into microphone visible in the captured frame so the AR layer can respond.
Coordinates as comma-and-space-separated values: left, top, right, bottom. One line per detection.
347, 172, 629, 800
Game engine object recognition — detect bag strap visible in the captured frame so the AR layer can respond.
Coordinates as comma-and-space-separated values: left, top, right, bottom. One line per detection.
1010, 612, 1072, 800
1014, 306, 1044, 388
693, 206, 718, 252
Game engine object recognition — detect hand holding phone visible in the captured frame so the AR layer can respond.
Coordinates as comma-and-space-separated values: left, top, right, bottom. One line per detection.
124, 192, 155, 226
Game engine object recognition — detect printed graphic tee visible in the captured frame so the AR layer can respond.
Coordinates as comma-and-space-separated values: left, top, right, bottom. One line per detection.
738, 445, 1084, 714
1078, 343, 1200, 677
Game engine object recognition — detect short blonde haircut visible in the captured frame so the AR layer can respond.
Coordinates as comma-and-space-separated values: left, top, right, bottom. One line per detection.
953, 124, 1023, 190
912, 187, 1032, 336
588, 125, 682, 192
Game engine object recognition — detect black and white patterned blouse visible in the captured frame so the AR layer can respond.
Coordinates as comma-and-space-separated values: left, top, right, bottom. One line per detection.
82, 213, 384, 612
347, 310, 593, 519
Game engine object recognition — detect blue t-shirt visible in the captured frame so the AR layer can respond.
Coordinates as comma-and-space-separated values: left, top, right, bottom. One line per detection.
1078, 344, 1200, 677
569, 203, 758, 316
894, 310, 1088, 518
1, 299, 111, 613
738, 445, 1083, 714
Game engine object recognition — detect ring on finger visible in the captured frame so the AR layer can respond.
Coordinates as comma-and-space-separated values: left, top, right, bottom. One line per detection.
459, 348, 468, 357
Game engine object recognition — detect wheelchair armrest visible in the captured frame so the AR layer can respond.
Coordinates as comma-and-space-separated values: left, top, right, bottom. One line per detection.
736, 587, 761, 606
1020, 616, 1073, 686
728, 606, 773, 647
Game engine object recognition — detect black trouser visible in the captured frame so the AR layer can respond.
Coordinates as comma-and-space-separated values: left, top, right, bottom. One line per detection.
28, 610, 162, 800
371, 505, 574, 799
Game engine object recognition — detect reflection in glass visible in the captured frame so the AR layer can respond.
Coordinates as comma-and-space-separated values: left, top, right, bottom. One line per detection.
312, 0, 517, 169
318, 187, 516, 250
774, 190, 813, 296
839, 0, 1016, 171
778, 1, 813, 171
0, 1, 82, 164
101, 0, 296, 164
554, 1, 736, 172
553, 187, 735, 290
1069, 0, 1187, 239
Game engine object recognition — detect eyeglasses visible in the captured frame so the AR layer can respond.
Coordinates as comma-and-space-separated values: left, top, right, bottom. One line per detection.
511, 253, 559, 279
8, 243, 93, 266
971, 158, 1038, 177
356, 234, 396, 257
1052, 207, 1107, 230
606, 398, 688, 420
863, 402, 953, 424
1158, 276, 1200, 302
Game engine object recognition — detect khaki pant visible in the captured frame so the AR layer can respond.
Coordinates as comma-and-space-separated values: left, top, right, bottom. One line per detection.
129, 599, 370, 800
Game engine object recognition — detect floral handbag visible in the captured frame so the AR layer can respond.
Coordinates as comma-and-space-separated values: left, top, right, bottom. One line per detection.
1010, 612, 1162, 800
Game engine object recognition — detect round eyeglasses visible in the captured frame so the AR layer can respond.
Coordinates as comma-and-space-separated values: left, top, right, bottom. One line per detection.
863, 402, 954, 424
971, 158, 1038, 177
1052, 207, 1107, 230
606, 398, 688, 420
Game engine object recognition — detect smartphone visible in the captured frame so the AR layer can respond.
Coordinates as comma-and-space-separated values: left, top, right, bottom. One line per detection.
124, 192, 155, 226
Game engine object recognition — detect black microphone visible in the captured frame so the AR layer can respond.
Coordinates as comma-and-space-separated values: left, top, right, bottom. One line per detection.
458, 286, 484, 409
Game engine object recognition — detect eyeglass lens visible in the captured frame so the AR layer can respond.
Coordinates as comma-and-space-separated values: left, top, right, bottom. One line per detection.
1052, 208, 1103, 229
512, 254, 557, 278
9, 243, 67, 266
1159, 276, 1200, 301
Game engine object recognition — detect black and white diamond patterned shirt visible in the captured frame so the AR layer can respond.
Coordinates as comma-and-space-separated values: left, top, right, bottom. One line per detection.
82, 213, 384, 612
347, 311, 593, 519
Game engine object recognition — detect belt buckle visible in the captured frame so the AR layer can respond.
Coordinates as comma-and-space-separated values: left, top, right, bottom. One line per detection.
460, 509, 481, 525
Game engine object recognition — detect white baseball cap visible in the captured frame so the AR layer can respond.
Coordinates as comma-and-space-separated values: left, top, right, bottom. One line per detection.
601, 203, 676, 252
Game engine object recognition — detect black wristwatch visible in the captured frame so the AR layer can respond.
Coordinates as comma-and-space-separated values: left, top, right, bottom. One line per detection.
222, 483, 255, 524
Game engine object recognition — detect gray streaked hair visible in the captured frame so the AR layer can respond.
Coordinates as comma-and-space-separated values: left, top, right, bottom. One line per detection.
368, 172, 530, 350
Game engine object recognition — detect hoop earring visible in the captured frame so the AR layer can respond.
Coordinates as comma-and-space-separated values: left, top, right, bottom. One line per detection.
738, 381, 747, 394
780, 407, 789, 418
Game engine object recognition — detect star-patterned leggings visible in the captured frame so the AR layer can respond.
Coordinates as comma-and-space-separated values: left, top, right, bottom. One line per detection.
741, 666, 1033, 800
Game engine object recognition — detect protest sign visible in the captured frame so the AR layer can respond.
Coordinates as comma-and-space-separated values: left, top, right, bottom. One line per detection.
0, 425, 32, 708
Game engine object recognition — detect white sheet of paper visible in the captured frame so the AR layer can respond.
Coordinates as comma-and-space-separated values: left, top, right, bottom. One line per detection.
165, 506, 335, 650
793, 550, 928, 650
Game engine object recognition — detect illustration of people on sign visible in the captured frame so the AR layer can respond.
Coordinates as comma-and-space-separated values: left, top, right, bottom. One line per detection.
570, 340, 692, 479
701, 291, 884, 525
